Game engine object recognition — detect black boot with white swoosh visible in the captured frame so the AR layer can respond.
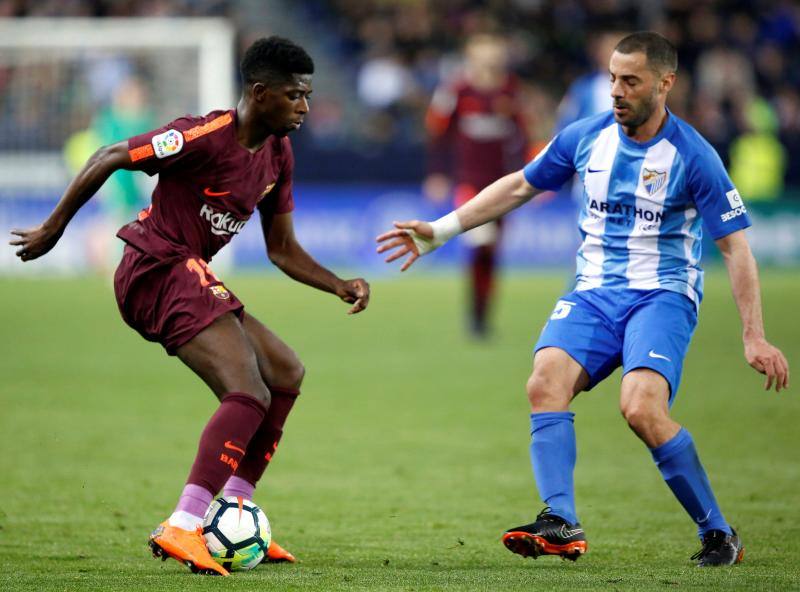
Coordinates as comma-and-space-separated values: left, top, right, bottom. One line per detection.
502, 507, 587, 561
691, 528, 744, 566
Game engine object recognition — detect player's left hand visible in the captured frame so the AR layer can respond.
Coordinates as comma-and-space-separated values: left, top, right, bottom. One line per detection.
744, 337, 790, 392
337, 278, 370, 315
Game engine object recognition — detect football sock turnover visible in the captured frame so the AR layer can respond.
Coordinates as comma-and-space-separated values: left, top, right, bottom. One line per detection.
222, 475, 255, 501
171, 484, 214, 530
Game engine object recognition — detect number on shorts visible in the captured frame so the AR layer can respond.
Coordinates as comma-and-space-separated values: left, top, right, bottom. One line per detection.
550, 299, 577, 320
186, 257, 219, 287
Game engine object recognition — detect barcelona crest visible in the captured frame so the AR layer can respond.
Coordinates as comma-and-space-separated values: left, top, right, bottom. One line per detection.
210, 285, 231, 300
642, 168, 667, 196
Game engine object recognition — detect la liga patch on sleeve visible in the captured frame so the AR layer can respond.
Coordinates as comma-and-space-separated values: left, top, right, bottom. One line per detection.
152, 129, 184, 159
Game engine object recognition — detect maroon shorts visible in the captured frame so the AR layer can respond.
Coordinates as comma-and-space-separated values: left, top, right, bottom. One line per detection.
113, 245, 244, 355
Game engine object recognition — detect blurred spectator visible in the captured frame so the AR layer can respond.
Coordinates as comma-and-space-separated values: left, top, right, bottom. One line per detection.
554, 28, 621, 133
310, 0, 800, 194
423, 33, 529, 338
729, 97, 786, 201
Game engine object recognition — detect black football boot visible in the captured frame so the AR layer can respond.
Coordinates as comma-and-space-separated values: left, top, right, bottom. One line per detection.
502, 507, 587, 561
691, 529, 744, 567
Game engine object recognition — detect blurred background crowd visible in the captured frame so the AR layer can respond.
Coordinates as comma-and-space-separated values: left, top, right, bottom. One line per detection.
0, 0, 800, 200
1, 0, 798, 200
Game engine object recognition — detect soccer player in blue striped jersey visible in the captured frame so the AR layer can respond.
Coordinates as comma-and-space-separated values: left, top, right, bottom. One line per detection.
377, 31, 789, 566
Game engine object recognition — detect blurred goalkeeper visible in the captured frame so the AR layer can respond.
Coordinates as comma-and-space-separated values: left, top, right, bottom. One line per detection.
378, 31, 788, 566
11, 36, 369, 576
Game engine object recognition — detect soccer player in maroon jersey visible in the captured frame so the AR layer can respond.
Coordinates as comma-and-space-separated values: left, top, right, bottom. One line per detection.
424, 33, 528, 337
10, 37, 370, 576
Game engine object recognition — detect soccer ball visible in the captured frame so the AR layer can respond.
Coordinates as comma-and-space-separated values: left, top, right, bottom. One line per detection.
202, 496, 271, 571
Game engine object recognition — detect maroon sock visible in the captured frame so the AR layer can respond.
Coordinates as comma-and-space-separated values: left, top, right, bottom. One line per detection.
470, 246, 496, 329
234, 386, 300, 486
185, 392, 267, 495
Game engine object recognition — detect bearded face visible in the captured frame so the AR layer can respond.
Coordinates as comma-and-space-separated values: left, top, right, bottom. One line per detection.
609, 50, 671, 132
613, 82, 659, 128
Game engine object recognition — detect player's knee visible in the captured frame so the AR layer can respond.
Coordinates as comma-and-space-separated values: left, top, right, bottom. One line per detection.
213, 353, 271, 407
620, 398, 660, 432
285, 359, 305, 390
526, 372, 570, 412
249, 382, 272, 408
271, 353, 304, 390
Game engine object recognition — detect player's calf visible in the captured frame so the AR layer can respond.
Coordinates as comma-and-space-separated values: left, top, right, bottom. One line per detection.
503, 508, 587, 561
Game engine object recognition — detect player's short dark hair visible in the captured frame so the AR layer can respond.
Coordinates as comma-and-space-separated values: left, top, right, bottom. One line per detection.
240, 36, 314, 87
614, 31, 678, 74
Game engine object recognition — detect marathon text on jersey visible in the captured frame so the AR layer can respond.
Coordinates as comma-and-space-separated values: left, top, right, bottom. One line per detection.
588, 199, 664, 223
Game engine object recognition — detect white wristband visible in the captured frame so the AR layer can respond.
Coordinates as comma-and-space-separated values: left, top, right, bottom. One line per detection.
405, 211, 463, 257
430, 211, 463, 245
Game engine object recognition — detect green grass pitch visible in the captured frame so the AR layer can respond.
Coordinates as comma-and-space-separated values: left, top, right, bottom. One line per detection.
0, 270, 797, 591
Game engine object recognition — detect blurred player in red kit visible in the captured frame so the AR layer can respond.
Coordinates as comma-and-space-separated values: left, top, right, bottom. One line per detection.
424, 33, 528, 337
10, 37, 370, 576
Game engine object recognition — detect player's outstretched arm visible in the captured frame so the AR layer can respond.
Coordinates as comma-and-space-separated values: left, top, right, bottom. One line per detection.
376, 170, 540, 271
263, 211, 369, 315
9, 141, 131, 261
716, 230, 790, 392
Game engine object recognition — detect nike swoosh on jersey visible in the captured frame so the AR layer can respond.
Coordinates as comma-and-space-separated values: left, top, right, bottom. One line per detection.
223, 440, 246, 455
586, 167, 607, 173
204, 187, 231, 197
648, 350, 672, 362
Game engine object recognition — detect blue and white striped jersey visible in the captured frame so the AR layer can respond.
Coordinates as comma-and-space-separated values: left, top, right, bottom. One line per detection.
523, 110, 751, 307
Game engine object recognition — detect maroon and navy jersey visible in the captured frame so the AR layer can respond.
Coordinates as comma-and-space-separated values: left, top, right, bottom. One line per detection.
426, 74, 527, 192
117, 109, 294, 262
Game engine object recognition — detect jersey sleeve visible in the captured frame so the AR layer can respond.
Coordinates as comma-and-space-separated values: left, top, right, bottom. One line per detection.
522, 123, 580, 191
687, 142, 752, 239
126, 115, 216, 176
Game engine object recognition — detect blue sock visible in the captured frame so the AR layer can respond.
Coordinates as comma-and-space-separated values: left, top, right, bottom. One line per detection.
650, 428, 732, 537
529, 411, 578, 525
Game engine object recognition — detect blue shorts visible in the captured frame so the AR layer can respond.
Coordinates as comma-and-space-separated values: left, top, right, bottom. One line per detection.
534, 288, 698, 404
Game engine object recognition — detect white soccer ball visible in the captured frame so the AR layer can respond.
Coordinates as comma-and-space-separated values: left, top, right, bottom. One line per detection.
202, 496, 271, 571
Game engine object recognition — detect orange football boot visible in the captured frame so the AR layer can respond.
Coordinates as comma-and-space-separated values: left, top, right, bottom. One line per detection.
148, 521, 229, 576
265, 539, 296, 563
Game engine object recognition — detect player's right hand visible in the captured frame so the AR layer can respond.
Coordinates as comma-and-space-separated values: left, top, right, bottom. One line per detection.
9, 223, 63, 262
376, 220, 434, 272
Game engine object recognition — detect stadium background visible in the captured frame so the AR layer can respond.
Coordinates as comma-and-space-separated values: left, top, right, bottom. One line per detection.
1, 2, 798, 591
1, 0, 799, 273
